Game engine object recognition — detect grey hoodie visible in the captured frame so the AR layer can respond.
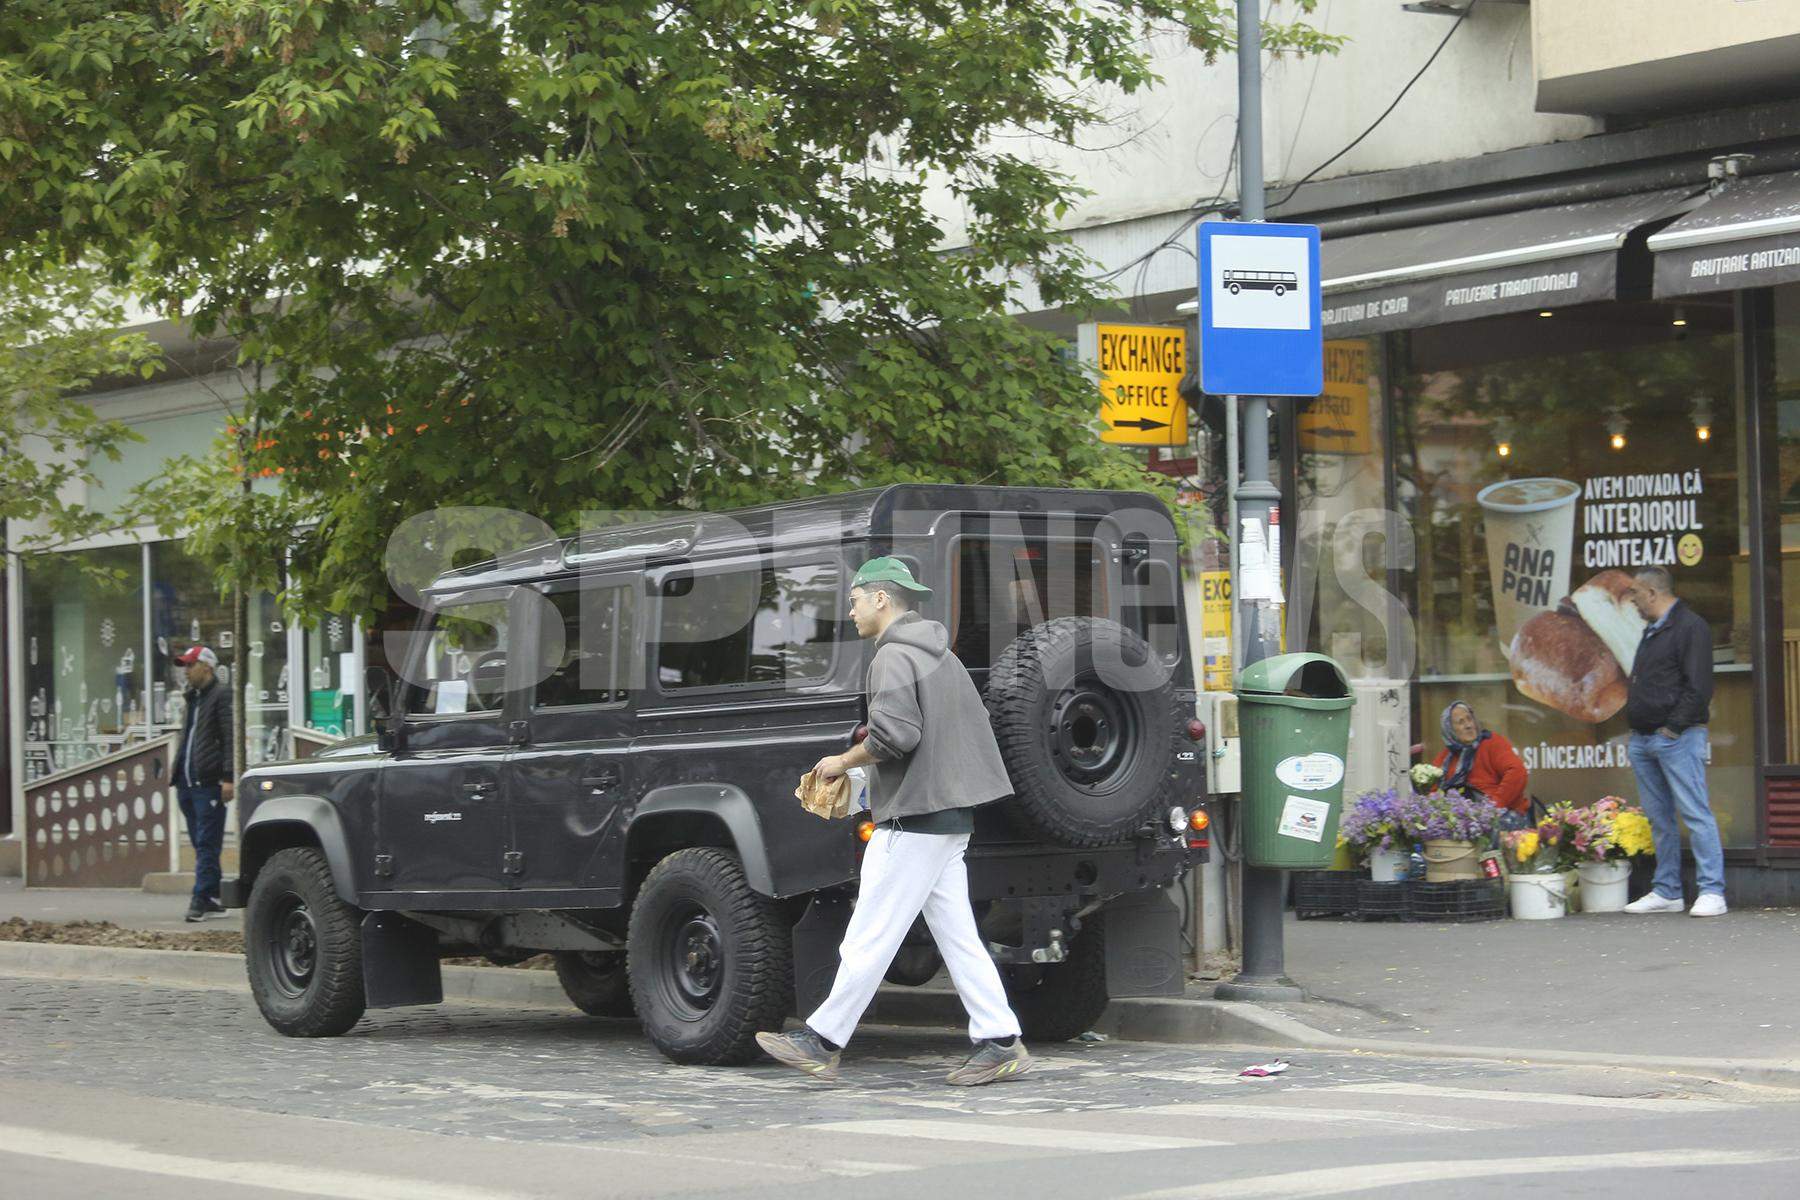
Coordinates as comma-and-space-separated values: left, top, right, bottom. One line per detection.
863, 611, 1013, 824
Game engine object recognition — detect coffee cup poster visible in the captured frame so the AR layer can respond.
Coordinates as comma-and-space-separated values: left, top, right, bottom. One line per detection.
1481, 471, 1706, 728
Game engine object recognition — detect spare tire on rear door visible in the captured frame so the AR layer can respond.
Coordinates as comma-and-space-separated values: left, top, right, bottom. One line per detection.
984, 616, 1178, 848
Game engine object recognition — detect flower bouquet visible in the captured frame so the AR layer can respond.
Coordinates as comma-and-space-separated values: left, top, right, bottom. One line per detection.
1409, 762, 1444, 792
1395, 788, 1503, 882
1560, 796, 1653, 912
1339, 789, 1412, 879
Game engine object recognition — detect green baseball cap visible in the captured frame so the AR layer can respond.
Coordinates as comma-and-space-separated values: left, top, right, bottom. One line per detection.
851, 556, 932, 599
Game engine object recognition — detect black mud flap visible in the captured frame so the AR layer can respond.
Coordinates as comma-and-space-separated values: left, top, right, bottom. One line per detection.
1102, 888, 1185, 998
791, 892, 852, 1016
361, 912, 444, 1009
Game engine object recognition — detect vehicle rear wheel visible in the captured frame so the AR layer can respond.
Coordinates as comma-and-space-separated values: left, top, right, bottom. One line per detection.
628, 848, 791, 1065
985, 617, 1178, 847
1000, 913, 1110, 1043
554, 950, 636, 1018
244, 847, 366, 1037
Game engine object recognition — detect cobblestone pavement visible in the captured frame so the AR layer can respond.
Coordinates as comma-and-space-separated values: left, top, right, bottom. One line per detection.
2, 973, 1798, 1199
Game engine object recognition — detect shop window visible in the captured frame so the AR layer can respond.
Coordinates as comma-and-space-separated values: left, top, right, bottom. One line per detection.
1293, 337, 1395, 680
20, 546, 146, 780
1394, 299, 1753, 845
149, 541, 288, 767
655, 563, 843, 690
302, 613, 357, 737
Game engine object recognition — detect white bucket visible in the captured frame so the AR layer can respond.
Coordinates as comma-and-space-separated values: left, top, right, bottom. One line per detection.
1369, 846, 1409, 882
1509, 873, 1568, 920
1576, 860, 1631, 913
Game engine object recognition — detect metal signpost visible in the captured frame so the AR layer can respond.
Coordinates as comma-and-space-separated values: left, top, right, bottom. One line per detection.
1209, 0, 1324, 1004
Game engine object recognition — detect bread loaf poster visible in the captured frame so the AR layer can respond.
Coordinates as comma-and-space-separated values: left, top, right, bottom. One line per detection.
1479, 471, 1705, 727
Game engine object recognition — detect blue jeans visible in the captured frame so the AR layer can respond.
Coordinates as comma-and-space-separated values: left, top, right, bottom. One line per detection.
1628, 728, 1725, 899
177, 783, 225, 905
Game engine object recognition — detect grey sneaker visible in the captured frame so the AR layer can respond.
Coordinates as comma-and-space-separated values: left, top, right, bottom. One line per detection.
755, 1027, 841, 1080
946, 1038, 1033, 1086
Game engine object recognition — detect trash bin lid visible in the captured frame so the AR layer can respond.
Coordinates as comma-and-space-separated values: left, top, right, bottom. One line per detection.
1236, 653, 1351, 699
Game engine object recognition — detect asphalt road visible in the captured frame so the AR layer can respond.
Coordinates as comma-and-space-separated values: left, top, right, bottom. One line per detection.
1, 972, 1797, 1200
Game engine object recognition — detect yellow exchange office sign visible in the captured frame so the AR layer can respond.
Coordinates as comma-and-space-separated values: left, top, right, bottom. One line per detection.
1078, 322, 1188, 446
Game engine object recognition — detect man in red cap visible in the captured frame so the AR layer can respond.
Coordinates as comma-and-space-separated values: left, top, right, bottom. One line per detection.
173, 645, 233, 921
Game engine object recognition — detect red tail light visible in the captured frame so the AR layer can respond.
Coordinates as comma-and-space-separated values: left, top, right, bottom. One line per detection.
1186, 718, 1206, 741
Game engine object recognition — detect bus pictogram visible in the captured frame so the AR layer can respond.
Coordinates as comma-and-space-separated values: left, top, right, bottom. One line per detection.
1222, 269, 1297, 296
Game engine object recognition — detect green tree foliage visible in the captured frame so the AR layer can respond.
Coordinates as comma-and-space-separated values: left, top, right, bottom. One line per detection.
0, 255, 159, 556
0, 1, 1334, 616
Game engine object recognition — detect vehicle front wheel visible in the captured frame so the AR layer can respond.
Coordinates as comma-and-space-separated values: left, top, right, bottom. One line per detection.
554, 950, 636, 1018
628, 848, 792, 1065
244, 847, 367, 1037
1000, 912, 1110, 1043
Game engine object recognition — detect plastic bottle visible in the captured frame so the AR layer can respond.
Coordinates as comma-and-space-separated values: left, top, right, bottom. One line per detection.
1408, 849, 1426, 882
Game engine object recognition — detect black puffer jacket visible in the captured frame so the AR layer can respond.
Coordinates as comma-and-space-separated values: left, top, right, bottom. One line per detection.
1625, 600, 1714, 734
176, 679, 234, 787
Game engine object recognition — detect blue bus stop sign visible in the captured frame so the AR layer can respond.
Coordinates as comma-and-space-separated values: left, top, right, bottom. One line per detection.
1198, 222, 1323, 397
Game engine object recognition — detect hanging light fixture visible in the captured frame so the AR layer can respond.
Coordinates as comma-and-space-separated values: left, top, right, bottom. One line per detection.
1493, 420, 1514, 459
1692, 397, 1714, 442
1606, 411, 1629, 451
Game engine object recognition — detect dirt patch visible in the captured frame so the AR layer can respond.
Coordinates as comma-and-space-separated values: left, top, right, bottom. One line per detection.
0, 917, 558, 968
0, 917, 243, 954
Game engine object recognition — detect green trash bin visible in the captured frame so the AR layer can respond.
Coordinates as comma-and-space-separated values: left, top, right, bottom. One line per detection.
1237, 653, 1355, 870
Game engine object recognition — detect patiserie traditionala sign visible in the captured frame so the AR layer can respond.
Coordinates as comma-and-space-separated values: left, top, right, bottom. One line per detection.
1076, 322, 1188, 446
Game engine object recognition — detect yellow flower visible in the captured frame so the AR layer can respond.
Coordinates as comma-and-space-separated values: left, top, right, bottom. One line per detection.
1615, 811, 1655, 857
1516, 831, 1540, 861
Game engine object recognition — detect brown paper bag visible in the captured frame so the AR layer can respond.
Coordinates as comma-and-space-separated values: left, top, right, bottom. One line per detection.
795, 769, 852, 820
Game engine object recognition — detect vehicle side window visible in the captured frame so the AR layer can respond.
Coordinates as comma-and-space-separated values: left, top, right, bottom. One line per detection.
405, 596, 513, 716
952, 537, 1109, 668
535, 585, 634, 709
655, 562, 845, 690
1126, 560, 1183, 664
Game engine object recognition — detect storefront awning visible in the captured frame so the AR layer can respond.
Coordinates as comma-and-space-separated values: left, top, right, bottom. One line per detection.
1321, 188, 1696, 337
1649, 171, 1800, 297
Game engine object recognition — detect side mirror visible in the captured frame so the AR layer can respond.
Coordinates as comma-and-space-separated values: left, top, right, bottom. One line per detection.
364, 665, 404, 750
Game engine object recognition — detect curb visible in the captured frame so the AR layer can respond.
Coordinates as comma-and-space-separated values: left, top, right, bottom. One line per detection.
4, 940, 1798, 1088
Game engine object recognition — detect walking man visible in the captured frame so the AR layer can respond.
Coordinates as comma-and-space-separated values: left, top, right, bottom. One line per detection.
756, 558, 1030, 1085
173, 645, 233, 922
1622, 567, 1727, 917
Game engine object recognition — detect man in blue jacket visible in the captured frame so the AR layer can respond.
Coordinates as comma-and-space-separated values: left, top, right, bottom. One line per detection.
756, 558, 1029, 1085
1622, 567, 1726, 917
173, 645, 234, 922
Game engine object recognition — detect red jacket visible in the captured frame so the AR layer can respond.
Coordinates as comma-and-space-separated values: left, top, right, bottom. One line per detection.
1433, 734, 1529, 812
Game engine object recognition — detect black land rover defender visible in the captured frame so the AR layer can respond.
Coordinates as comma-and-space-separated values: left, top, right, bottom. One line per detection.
227, 485, 1209, 1064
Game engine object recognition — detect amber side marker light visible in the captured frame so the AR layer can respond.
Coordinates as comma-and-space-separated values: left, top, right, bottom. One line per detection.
856, 820, 876, 844
1189, 809, 1211, 832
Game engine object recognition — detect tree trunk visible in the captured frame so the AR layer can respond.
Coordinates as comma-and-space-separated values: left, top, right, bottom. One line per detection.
233, 582, 247, 783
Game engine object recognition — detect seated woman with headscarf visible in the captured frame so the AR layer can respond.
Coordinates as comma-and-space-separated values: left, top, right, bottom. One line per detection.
1432, 701, 1529, 828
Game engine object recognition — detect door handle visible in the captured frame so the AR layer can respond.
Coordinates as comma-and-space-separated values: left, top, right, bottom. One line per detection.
463, 780, 497, 799
580, 765, 620, 794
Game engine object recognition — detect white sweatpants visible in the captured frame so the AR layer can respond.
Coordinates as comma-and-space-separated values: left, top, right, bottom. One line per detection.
807, 829, 1022, 1048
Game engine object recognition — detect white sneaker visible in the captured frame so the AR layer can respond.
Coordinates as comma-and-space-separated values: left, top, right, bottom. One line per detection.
1623, 892, 1686, 914
1689, 893, 1728, 918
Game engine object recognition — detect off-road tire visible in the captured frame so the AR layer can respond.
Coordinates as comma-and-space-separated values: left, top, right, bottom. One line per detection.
245, 847, 367, 1038
628, 848, 792, 1065
985, 617, 1178, 847
554, 951, 636, 1018
1001, 912, 1110, 1043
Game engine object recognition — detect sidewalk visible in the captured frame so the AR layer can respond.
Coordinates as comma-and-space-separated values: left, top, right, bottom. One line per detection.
5, 877, 1799, 1080
1272, 909, 1800, 1064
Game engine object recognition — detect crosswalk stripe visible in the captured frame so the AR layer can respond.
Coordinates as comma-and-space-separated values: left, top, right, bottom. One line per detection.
1120, 1148, 1795, 1200
1133, 1103, 1500, 1132
811, 1119, 1226, 1152
0, 1125, 530, 1200
1323, 1081, 1739, 1112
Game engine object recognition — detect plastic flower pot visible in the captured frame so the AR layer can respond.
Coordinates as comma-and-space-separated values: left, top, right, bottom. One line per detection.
1422, 839, 1481, 882
1509, 873, 1568, 920
1369, 846, 1409, 882
1576, 860, 1631, 912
